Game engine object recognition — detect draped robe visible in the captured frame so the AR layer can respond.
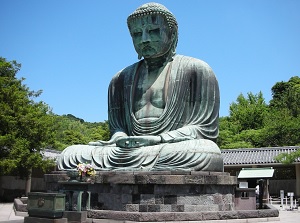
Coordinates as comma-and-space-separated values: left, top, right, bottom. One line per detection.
57, 55, 224, 171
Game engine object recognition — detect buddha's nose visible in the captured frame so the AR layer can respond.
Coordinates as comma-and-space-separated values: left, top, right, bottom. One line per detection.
142, 31, 150, 43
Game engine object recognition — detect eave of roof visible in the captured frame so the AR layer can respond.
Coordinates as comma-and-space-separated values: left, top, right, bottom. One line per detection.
221, 146, 300, 166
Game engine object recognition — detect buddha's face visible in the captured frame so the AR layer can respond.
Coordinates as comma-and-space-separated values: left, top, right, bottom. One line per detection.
129, 14, 173, 59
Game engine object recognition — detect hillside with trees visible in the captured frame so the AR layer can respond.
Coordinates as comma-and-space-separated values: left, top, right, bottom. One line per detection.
52, 114, 109, 151
217, 76, 300, 149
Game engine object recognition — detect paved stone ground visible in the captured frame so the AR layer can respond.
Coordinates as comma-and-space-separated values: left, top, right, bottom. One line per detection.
0, 203, 24, 223
0, 203, 299, 223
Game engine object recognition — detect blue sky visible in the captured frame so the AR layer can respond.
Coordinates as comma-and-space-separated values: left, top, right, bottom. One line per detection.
1, 0, 300, 122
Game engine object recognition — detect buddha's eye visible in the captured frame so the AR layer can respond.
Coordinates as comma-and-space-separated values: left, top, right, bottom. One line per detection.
132, 32, 142, 37
149, 28, 160, 35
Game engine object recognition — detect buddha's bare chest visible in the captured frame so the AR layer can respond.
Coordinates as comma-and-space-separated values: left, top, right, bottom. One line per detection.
133, 65, 168, 118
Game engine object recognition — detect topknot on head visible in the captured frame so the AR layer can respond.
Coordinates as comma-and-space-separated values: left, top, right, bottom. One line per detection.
127, 2, 178, 30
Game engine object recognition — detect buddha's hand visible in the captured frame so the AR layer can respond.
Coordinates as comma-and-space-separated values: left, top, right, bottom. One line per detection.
116, 135, 161, 148
88, 132, 127, 146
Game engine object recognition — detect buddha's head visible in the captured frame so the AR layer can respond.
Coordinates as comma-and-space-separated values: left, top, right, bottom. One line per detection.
127, 2, 178, 60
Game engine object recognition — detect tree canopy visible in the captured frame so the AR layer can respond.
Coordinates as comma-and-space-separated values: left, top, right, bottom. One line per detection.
0, 57, 55, 178
218, 76, 300, 153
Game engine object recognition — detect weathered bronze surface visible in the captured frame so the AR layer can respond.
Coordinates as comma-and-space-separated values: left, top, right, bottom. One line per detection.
58, 2, 223, 172
27, 192, 65, 219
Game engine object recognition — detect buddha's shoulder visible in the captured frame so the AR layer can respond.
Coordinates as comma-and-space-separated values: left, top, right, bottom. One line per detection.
110, 62, 140, 82
173, 55, 214, 77
174, 55, 211, 69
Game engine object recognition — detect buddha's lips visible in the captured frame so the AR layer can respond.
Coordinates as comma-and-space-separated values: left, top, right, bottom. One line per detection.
141, 44, 153, 51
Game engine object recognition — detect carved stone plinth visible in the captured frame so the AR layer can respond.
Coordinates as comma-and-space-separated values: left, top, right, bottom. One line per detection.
45, 171, 237, 213
44, 171, 280, 221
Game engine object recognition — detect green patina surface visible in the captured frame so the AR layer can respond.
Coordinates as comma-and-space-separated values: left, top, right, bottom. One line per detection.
58, 2, 223, 172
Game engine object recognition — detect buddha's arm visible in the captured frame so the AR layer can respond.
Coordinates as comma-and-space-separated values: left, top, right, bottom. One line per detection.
159, 126, 206, 143
88, 132, 128, 146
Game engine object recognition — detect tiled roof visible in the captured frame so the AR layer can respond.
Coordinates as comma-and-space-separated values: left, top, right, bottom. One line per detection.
221, 146, 300, 165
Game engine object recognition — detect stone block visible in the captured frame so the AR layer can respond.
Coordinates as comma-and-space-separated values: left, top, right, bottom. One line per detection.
177, 195, 198, 205
134, 171, 171, 175
191, 171, 210, 175
222, 193, 234, 204
108, 173, 135, 184
159, 204, 171, 212
24, 216, 67, 223
213, 193, 224, 204
125, 204, 139, 212
237, 210, 259, 219
171, 204, 184, 212
202, 211, 220, 220
63, 211, 87, 222
134, 174, 166, 184
121, 194, 132, 204
147, 204, 160, 212
104, 210, 140, 222
140, 194, 155, 204
94, 175, 104, 184
139, 204, 147, 212
209, 171, 229, 176
121, 185, 133, 194
258, 208, 279, 218
218, 210, 238, 220
132, 194, 140, 204
204, 175, 218, 184
14, 198, 27, 212
44, 173, 68, 183
174, 212, 203, 221
138, 184, 154, 194
154, 195, 164, 204
139, 212, 175, 222
170, 170, 191, 175
184, 175, 205, 184
184, 204, 218, 212
164, 175, 185, 184
164, 195, 177, 204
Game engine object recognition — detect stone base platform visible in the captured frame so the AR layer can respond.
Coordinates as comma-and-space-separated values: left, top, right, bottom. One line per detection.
88, 204, 279, 222
42, 171, 279, 221
45, 171, 237, 213
24, 216, 68, 223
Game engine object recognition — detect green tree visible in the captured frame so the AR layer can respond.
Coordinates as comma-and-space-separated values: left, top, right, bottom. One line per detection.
270, 76, 300, 117
229, 92, 268, 131
0, 57, 55, 195
52, 115, 110, 150
218, 92, 268, 149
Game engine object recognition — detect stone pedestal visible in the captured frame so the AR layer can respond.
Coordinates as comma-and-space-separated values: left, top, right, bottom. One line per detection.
59, 182, 91, 211
93, 171, 237, 212
45, 171, 280, 221
45, 171, 236, 214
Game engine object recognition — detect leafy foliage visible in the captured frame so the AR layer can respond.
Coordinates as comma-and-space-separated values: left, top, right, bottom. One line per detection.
218, 76, 300, 152
0, 57, 55, 178
218, 92, 268, 149
52, 114, 109, 151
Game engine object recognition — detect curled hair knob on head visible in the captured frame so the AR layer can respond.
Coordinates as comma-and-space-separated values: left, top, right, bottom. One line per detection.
127, 2, 178, 31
